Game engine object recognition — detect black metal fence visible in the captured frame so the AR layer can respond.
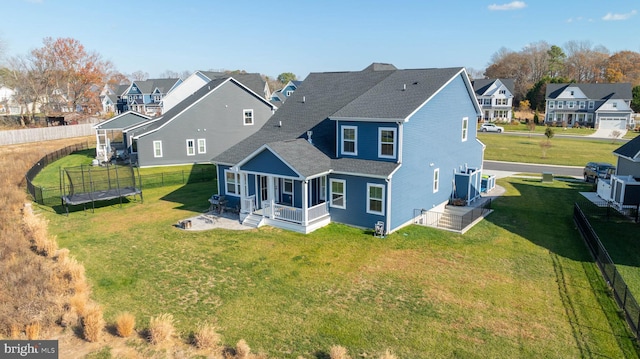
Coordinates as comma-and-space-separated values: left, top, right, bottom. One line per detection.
573, 202, 640, 341
25, 144, 216, 206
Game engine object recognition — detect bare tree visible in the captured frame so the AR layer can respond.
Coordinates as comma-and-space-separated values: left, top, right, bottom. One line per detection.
130, 70, 149, 81
564, 41, 609, 82
522, 41, 551, 85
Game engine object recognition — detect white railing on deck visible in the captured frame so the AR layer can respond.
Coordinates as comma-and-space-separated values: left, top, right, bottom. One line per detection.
273, 203, 303, 222
242, 195, 256, 213
308, 202, 329, 220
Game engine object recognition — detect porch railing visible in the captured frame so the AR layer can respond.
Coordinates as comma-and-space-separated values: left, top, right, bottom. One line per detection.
241, 195, 256, 213
268, 202, 329, 224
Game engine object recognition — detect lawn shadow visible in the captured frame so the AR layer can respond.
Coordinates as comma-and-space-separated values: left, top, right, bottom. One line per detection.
484, 178, 598, 263
160, 180, 215, 212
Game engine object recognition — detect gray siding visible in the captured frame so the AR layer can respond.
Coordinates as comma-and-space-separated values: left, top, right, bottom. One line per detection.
616, 157, 640, 178
136, 82, 273, 167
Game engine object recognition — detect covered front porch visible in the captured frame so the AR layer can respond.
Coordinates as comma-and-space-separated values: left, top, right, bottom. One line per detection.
238, 173, 331, 234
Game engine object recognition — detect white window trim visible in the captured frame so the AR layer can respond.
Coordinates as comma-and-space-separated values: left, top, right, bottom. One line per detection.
433, 168, 440, 193
329, 178, 346, 209
224, 170, 240, 196
319, 176, 326, 201
366, 183, 385, 215
378, 127, 397, 159
243, 109, 254, 126
153, 140, 163, 158
197, 138, 206, 154
557, 101, 563, 109
461, 117, 469, 142
341, 125, 358, 155
588, 101, 595, 109
549, 101, 555, 109
186, 139, 195, 156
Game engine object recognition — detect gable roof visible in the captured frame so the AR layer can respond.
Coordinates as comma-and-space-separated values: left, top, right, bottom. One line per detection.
546, 83, 632, 100
613, 136, 640, 161
130, 77, 275, 139
94, 111, 152, 130
472, 78, 515, 96
213, 63, 473, 178
129, 78, 181, 95
199, 71, 267, 98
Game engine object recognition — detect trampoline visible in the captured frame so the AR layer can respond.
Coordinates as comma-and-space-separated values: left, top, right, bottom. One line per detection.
60, 164, 143, 214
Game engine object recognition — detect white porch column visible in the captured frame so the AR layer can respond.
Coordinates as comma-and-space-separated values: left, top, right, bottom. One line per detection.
302, 180, 309, 225
268, 175, 275, 218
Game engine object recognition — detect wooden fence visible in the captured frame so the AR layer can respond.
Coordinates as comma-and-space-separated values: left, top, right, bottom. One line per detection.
0, 124, 95, 145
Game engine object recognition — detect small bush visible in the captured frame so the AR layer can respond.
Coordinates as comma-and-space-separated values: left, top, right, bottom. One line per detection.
114, 312, 136, 338
25, 322, 41, 340
235, 339, 251, 359
193, 322, 221, 350
148, 313, 175, 345
329, 345, 351, 359
82, 304, 104, 342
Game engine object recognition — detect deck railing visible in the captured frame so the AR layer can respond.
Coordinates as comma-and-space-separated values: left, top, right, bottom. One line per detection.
241, 195, 256, 214
268, 202, 329, 224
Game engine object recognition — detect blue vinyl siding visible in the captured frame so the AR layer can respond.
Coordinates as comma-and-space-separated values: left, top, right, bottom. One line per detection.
389, 73, 484, 231
241, 149, 299, 177
337, 121, 398, 162
328, 174, 386, 229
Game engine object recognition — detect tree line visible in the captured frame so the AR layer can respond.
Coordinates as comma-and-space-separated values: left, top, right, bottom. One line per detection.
481, 40, 640, 112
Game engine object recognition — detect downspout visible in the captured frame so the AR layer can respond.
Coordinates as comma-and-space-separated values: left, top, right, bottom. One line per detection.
385, 177, 392, 235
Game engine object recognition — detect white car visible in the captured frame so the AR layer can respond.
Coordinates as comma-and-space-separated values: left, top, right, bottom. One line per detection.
480, 123, 504, 133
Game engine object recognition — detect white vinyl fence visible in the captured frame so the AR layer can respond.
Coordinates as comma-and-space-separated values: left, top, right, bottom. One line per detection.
0, 124, 95, 145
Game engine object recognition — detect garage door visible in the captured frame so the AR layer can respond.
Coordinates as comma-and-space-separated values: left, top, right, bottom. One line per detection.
599, 117, 627, 130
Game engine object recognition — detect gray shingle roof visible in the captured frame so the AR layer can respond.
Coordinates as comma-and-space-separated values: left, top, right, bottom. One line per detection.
94, 111, 151, 130
614, 135, 640, 160
265, 139, 332, 178
546, 83, 632, 99
213, 64, 464, 178
472, 78, 515, 96
130, 78, 181, 95
200, 71, 267, 98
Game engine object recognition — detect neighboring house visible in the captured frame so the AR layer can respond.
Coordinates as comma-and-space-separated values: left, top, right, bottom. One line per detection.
598, 135, 640, 211
545, 83, 634, 129
212, 63, 485, 235
472, 78, 515, 122
123, 76, 277, 167
270, 80, 303, 104
0, 86, 22, 115
117, 78, 182, 116
161, 71, 271, 114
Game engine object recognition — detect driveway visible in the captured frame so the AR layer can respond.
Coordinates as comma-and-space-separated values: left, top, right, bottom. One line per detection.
587, 128, 627, 139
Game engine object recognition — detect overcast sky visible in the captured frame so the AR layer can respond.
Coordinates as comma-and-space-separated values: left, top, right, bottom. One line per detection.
1, 0, 638, 79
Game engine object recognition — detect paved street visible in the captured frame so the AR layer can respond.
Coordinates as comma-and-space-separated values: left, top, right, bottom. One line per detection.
483, 160, 583, 179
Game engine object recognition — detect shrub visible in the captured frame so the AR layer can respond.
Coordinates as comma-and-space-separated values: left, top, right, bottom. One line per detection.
235, 339, 251, 359
193, 322, 221, 350
148, 313, 175, 345
82, 304, 105, 342
25, 322, 41, 340
329, 345, 351, 359
115, 312, 136, 338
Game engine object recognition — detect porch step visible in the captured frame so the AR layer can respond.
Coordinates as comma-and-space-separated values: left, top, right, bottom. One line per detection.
242, 213, 263, 228
436, 213, 461, 230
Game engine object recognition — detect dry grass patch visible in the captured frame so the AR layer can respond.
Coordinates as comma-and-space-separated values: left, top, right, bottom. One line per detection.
329, 345, 351, 359
235, 339, 251, 359
193, 322, 221, 350
114, 312, 136, 338
379, 350, 397, 359
82, 304, 105, 342
148, 313, 175, 345
25, 322, 41, 340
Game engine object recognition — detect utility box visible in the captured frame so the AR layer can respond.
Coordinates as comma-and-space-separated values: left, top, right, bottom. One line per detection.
542, 172, 553, 182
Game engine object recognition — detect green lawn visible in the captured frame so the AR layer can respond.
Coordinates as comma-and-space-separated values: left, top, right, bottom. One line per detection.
40, 178, 639, 358
488, 122, 640, 139
479, 133, 622, 166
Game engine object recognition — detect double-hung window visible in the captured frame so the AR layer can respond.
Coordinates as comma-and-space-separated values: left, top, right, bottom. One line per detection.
548, 101, 555, 109
378, 127, 396, 158
153, 140, 163, 158
588, 101, 594, 109
461, 117, 468, 142
367, 184, 384, 215
197, 139, 206, 154
330, 179, 346, 209
225, 170, 240, 195
341, 126, 357, 155
243, 109, 254, 125
283, 178, 293, 195
186, 139, 195, 156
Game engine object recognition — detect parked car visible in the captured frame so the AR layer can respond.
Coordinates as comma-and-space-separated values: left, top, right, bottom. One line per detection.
480, 123, 504, 133
583, 162, 615, 182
